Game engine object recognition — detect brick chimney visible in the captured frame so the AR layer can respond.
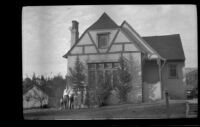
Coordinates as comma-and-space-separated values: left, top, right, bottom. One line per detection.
70, 20, 79, 47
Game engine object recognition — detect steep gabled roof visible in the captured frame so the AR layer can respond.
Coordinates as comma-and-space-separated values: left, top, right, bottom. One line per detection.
23, 85, 34, 94
23, 84, 49, 96
63, 13, 119, 58
88, 12, 119, 30
143, 34, 185, 61
63, 13, 185, 61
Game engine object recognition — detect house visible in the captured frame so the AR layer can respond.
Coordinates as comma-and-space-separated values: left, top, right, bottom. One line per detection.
23, 85, 49, 109
63, 13, 186, 104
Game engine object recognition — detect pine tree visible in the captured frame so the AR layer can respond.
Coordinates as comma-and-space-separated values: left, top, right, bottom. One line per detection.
68, 57, 87, 105
68, 57, 86, 90
115, 56, 132, 103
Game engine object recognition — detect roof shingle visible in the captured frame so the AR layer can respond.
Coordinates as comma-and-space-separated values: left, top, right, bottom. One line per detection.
142, 34, 185, 60
88, 12, 119, 30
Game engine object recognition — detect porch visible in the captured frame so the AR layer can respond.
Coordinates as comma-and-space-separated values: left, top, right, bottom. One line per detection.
142, 57, 165, 102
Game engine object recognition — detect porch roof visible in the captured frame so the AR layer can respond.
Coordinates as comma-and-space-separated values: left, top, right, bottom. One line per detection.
143, 34, 185, 61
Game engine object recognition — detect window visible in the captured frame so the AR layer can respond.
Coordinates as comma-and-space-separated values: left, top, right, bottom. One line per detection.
97, 33, 109, 48
88, 62, 119, 88
88, 70, 96, 89
104, 63, 112, 69
97, 63, 104, 69
112, 63, 120, 68
169, 64, 178, 78
88, 63, 96, 69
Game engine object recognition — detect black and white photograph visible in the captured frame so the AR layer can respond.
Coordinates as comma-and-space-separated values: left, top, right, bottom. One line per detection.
22, 5, 198, 120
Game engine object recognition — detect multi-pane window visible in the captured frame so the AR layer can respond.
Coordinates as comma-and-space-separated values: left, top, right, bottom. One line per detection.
88, 62, 119, 88
96, 63, 104, 69
112, 63, 120, 68
88, 63, 96, 69
169, 64, 178, 78
97, 33, 109, 48
104, 63, 112, 69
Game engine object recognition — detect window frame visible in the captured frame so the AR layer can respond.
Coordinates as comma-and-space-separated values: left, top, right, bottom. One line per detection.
97, 32, 110, 49
168, 64, 178, 79
87, 62, 119, 88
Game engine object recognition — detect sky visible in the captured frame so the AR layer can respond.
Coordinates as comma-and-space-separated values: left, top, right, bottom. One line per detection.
22, 5, 197, 78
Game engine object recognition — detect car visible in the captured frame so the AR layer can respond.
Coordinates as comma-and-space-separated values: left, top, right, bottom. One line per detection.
186, 87, 198, 99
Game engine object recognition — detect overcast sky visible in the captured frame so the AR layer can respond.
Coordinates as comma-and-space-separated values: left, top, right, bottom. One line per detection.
22, 5, 197, 78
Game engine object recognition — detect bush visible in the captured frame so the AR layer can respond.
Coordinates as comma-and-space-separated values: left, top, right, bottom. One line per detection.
96, 82, 112, 106
86, 90, 99, 107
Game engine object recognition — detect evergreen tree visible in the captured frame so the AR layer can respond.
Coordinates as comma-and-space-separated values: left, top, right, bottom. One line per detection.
68, 57, 86, 90
115, 56, 132, 103
68, 57, 87, 104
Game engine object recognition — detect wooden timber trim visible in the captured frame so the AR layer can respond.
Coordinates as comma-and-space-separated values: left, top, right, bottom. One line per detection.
68, 50, 141, 56
120, 28, 145, 53
121, 21, 165, 60
125, 21, 156, 54
106, 29, 120, 53
76, 44, 94, 47
111, 43, 122, 45
83, 46, 85, 54
97, 32, 111, 35
88, 32, 100, 53
73, 45, 99, 55
121, 21, 152, 53
114, 42, 133, 45
166, 59, 185, 62
63, 30, 89, 58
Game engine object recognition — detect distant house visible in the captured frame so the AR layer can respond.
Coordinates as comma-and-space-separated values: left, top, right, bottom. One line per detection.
63, 13, 186, 104
23, 85, 49, 109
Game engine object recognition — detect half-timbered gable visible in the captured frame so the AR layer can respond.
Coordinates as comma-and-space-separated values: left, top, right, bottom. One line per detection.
109, 29, 141, 53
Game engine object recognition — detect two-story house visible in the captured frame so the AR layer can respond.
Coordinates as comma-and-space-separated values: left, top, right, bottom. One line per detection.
63, 13, 186, 104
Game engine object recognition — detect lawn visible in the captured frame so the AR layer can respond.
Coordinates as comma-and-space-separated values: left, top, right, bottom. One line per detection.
23, 100, 188, 120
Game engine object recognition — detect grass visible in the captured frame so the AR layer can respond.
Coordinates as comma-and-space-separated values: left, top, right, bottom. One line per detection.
23, 100, 188, 120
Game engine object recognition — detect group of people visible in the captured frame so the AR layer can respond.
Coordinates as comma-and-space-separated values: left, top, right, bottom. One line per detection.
60, 85, 83, 110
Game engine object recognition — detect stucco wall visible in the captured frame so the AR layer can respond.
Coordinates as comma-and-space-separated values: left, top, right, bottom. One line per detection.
124, 43, 139, 51
161, 61, 186, 99
110, 44, 122, 52
71, 46, 83, 54
142, 60, 162, 102
77, 33, 92, 45
84, 46, 97, 54
115, 30, 131, 43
